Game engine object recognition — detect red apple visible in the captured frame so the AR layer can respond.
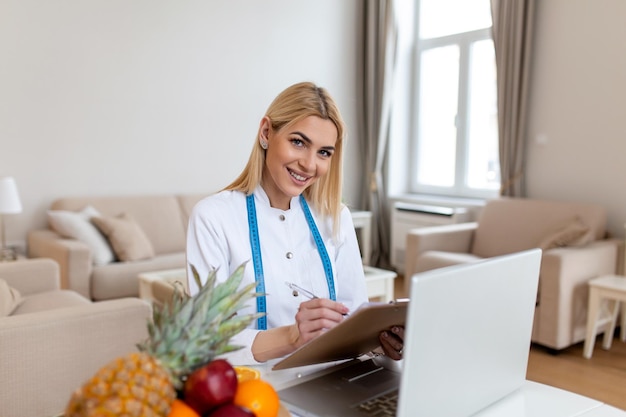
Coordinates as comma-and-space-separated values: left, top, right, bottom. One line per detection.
209, 403, 255, 417
183, 359, 238, 415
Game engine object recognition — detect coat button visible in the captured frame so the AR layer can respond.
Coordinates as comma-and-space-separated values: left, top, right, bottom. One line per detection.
286, 252, 293, 259
279, 214, 286, 221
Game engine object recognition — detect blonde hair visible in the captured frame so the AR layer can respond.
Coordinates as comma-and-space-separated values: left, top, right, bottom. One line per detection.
225, 81, 346, 233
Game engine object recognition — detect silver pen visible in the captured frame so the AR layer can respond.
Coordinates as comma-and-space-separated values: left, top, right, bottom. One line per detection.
285, 281, 349, 316
285, 281, 318, 299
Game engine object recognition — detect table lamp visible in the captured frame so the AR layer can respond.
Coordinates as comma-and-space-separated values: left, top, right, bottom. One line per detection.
0, 176, 22, 261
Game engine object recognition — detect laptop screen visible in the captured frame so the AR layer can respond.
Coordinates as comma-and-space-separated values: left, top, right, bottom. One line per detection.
397, 249, 541, 416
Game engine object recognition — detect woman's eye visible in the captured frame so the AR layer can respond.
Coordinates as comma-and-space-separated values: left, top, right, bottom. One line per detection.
291, 138, 304, 147
319, 149, 333, 158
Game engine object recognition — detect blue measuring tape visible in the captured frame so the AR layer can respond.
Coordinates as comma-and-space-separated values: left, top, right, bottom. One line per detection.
246, 194, 268, 331
246, 193, 336, 330
299, 194, 336, 301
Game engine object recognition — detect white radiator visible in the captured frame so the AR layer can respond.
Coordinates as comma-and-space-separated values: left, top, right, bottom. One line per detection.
390, 202, 470, 271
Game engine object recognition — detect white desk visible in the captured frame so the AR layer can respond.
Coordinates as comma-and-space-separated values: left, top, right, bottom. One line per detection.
255, 360, 626, 417
476, 381, 603, 417
580, 405, 626, 417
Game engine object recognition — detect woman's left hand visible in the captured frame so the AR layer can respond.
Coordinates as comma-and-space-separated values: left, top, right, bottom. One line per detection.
379, 326, 405, 361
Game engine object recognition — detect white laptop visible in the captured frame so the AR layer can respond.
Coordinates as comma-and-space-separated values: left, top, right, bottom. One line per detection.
277, 249, 542, 417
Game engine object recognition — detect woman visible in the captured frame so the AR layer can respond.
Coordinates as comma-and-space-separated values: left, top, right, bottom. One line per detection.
186, 81, 403, 365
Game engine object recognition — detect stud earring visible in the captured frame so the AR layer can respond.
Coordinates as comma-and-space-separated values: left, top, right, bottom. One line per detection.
260, 140, 268, 150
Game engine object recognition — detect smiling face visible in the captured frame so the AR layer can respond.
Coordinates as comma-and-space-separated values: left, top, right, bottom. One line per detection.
259, 115, 338, 210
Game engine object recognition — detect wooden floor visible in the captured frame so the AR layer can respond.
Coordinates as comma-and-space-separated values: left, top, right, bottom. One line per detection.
393, 274, 626, 411
528, 336, 626, 410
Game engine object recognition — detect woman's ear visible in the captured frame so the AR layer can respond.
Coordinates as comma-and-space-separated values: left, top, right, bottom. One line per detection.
259, 116, 271, 142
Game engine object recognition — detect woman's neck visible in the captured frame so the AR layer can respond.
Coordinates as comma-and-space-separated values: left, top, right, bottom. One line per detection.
259, 179, 291, 211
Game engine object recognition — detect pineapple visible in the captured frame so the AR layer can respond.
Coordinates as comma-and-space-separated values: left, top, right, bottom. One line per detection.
65, 263, 262, 417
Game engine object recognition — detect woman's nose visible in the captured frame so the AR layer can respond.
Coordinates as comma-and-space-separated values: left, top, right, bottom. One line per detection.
299, 151, 316, 171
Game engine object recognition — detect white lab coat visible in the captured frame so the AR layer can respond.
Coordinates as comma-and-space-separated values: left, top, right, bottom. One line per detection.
186, 186, 367, 364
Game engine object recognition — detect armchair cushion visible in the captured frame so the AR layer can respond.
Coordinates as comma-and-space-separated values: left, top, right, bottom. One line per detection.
413, 251, 481, 273
47, 205, 114, 266
92, 212, 155, 262
471, 198, 607, 258
537, 217, 593, 250
0, 279, 22, 317
12, 289, 90, 315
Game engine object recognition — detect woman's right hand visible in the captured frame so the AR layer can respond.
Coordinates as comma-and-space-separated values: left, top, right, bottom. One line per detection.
251, 298, 348, 362
292, 298, 349, 348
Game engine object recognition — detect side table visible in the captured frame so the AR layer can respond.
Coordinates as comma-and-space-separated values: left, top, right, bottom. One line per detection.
363, 265, 397, 303
351, 211, 372, 266
583, 274, 626, 359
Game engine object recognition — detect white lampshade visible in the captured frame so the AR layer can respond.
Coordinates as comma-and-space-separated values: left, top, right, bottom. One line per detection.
0, 177, 22, 214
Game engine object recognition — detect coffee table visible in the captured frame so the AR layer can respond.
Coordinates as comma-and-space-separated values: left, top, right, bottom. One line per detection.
138, 265, 397, 305
138, 268, 187, 304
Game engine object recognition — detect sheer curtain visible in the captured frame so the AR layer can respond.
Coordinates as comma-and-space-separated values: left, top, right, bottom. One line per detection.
491, 0, 536, 197
359, 0, 399, 267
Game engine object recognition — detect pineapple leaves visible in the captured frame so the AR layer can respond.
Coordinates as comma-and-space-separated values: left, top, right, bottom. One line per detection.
138, 262, 265, 384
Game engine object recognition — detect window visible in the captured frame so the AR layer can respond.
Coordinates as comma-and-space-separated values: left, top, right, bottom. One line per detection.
409, 0, 499, 198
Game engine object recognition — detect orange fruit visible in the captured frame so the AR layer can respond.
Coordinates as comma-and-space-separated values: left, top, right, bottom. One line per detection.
234, 366, 261, 383
167, 399, 201, 417
233, 379, 280, 417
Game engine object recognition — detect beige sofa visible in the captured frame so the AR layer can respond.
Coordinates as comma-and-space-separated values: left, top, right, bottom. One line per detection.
404, 198, 621, 351
27, 193, 208, 301
0, 258, 151, 417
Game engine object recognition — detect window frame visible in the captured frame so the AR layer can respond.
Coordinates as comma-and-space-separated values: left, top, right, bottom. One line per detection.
408, 23, 499, 200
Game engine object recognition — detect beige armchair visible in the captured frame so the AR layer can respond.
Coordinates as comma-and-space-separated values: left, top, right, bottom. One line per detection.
0, 258, 151, 417
404, 198, 621, 351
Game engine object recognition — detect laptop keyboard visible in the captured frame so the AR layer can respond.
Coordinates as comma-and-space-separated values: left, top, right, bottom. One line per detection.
356, 389, 399, 416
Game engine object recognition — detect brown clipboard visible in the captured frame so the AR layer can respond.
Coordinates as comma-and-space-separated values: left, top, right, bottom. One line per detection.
272, 301, 408, 370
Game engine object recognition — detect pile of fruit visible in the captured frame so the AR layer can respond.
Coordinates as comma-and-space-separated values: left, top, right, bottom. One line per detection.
63, 264, 282, 417
171, 359, 279, 417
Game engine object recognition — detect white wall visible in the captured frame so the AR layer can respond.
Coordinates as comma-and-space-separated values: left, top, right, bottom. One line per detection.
3, 0, 625, 252
526, 0, 626, 239
0, 0, 363, 249
390, 1, 626, 241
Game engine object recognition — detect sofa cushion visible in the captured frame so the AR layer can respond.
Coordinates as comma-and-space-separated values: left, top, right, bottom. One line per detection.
51, 195, 187, 255
92, 213, 155, 262
0, 278, 23, 317
471, 198, 607, 258
47, 205, 115, 266
12, 290, 90, 315
538, 217, 593, 250
91, 252, 186, 300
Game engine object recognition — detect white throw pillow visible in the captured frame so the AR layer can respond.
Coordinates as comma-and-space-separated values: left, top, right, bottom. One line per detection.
0, 278, 22, 317
47, 205, 115, 266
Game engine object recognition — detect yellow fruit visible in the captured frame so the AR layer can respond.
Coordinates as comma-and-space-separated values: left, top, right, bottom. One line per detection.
64, 264, 263, 417
65, 352, 175, 417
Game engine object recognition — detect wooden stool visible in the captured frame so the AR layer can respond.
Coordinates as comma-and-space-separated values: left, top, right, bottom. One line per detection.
583, 274, 626, 359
